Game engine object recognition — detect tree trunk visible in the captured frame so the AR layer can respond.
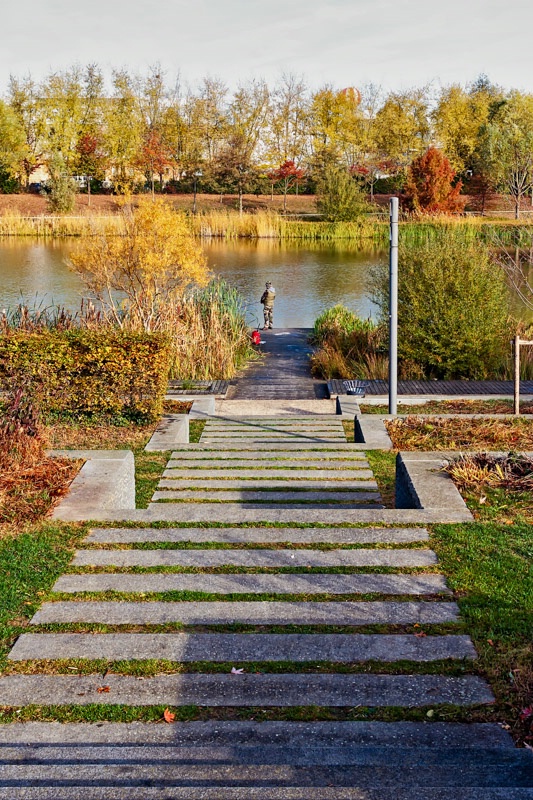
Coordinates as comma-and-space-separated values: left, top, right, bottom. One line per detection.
239, 186, 243, 216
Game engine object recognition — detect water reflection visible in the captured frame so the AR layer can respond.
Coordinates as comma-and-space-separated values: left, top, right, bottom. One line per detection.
0, 238, 383, 327
0, 238, 531, 327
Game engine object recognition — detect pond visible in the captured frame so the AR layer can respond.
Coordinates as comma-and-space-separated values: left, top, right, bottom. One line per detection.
0, 238, 384, 328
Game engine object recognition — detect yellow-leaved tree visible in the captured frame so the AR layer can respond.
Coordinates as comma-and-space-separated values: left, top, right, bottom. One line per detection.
69, 197, 209, 331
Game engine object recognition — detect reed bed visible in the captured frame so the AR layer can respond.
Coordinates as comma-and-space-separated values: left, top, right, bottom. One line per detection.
0, 211, 124, 237
0, 279, 254, 382
1, 206, 532, 243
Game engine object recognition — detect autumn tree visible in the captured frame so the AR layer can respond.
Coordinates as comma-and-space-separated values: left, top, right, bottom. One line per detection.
267, 73, 309, 166
104, 70, 143, 193
479, 92, 533, 219
8, 74, 46, 186
404, 147, 465, 214
373, 88, 430, 167
268, 160, 305, 211
0, 100, 26, 190
75, 131, 107, 181
68, 198, 208, 330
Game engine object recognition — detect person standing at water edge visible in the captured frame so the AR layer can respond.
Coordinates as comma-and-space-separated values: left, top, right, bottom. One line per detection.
260, 281, 276, 329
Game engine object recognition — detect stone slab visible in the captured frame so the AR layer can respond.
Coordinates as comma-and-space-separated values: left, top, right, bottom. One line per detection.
0, 787, 531, 799
168, 451, 368, 460
9, 633, 475, 662
190, 397, 216, 417
72, 548, 437, 567
53, 572, 449, 595
216, 400, 337, 415
165, 460, 370, 469
157, 480, 378, 490
171, 444, 368, 451
0, 673, 494, 706
0, 720, 515, 748
54, 506, 474, 524
48, 450, 135, 518
162, 469, 375, 480
144, 414, 189, 451
151, 490, 382, 502
354, 417, 394, 450
30, 600, 458, 625
396, 452, 473, 516
85, 527, 430, 544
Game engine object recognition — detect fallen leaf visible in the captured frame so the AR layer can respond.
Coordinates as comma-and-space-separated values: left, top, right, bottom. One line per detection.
414, 632, 427, 638
163, 708, 175, 723
426, 709, 435, 718
478, 495, 487, 505
231, 667, 245, 674
520, 707, 533, 721
487, 639, 495, 647
96, 686, 110, 693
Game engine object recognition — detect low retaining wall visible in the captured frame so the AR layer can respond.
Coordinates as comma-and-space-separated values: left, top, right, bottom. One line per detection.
396, 452, 472, 518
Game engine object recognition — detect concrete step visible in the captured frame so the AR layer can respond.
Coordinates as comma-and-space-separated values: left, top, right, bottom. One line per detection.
150, 490, 382, 503
170, 444, 367, 451
72, 548, 438, 568
0, 673, 494, 707
9, 632, 476, 662
53, 572, 448, 595
84, 528, 430, 545
167, 450, 368, 460
157, 479, 378, 490
30, 600, 459, 625
0, 720, 516, 748
162, 469, 375, 480
1, 789, 531, 800
0, 787, 531, 799
165, 460, 371, 469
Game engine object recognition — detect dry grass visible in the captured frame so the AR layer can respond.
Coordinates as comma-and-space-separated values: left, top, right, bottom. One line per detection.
362, 399, 533, 415
445, 452, 533, 492
385, 416, 533, 451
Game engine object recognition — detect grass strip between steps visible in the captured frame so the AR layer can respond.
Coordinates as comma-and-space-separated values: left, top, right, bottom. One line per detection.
5, 659, 476, 677
0, 704, 499, 726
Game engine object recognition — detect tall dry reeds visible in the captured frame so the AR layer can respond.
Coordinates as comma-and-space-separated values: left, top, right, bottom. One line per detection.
0, 211, 124, 237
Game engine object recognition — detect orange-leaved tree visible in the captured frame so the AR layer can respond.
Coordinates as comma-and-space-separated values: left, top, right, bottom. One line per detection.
404, 146, 465, 214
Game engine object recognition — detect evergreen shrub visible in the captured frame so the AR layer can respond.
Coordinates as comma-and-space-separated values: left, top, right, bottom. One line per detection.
0, 329, 171, 421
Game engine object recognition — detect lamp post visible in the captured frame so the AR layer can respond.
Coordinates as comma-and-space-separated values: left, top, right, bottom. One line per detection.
192, 170, 202, 214
389, 197, 399, 415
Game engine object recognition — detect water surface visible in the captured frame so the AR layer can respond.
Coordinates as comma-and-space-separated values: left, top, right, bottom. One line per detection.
0, 238, 384, 327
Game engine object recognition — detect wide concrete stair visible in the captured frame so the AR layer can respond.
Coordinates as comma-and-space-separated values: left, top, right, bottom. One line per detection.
1, 414, 531, 796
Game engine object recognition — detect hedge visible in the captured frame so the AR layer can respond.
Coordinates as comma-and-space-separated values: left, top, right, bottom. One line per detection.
0, 329, 171, 422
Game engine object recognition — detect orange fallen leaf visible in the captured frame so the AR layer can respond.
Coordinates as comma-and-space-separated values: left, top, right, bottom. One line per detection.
414, 632, 427, 638
487, 639, 495, 647
97, 686, 110, 693
163, 708, 176, 723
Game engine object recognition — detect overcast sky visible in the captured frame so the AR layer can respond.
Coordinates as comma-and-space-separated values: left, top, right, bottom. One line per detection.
2, 0, 533, 95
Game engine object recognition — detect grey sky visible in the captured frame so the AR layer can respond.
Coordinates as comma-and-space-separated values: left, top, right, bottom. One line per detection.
2, 0, 533, 94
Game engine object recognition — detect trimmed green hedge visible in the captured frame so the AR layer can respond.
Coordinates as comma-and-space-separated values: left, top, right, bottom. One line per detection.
0, 329, 171, 422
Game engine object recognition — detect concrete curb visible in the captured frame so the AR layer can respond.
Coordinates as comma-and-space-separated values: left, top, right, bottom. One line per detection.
144, 397, 214, 451
396, 452, 472, 518
48, 450, 135, 518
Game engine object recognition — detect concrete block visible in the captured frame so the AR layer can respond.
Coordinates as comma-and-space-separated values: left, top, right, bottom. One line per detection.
144, 414, 189, 451
49, 450, 135, 519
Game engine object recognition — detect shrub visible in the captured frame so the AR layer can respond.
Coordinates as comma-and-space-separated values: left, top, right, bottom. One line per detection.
310, 305, 386, 379
316, 167, 370, 222
0, 329, 171, 422
43, 153, 78, 213
372, 234, 511, 379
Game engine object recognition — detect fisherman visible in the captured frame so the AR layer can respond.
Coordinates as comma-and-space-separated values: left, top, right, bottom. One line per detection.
260, 281, 276, 329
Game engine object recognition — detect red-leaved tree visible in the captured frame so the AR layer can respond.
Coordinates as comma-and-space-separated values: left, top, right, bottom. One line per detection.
404, 146, 465, 214
268, 160, 305, 212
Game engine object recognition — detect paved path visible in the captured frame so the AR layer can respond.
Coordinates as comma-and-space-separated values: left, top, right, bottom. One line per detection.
228, 327, 328, 400
1, 412, 532, 796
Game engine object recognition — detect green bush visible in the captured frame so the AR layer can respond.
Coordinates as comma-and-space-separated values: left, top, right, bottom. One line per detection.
0, 329, 171, 422
316, 167, 370, 222
372, 234, 511, 379
310, 305, 387, 379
